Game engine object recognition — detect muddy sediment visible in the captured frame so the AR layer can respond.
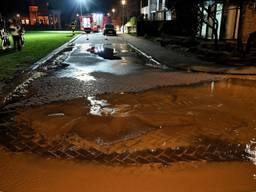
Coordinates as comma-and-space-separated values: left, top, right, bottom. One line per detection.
0, 79, 254, 165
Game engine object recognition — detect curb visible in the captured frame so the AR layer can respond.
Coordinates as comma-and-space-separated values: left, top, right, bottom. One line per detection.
0, 33, 82, 107
31, 33, 82, 70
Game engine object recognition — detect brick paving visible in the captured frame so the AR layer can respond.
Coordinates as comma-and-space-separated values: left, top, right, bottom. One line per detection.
0, 34, 254, 166
0, 109, 249, 165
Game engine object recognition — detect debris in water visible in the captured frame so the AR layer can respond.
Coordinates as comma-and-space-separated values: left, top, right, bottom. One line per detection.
96, 137, 104, 145
217, 104, 223, 108
48, 113, 65, 117
186, 111, 194, 116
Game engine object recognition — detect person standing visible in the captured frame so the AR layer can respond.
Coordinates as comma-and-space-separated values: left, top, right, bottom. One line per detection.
9, 19, 22, 51
71, 20, 77, 36
17, 19, 25, 47
0, 14, 5, 47
0, 14, 11, 50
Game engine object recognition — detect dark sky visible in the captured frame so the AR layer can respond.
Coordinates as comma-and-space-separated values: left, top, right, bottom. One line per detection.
0, 0, 117, 24
0, 0, 117, 16
50, 0, 117, 12
50, 0, 117, 24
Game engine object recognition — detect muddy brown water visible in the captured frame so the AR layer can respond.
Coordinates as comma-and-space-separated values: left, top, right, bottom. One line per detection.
1, 77, 256, 191
0, 149, 255, 192
13, 79, 256, 155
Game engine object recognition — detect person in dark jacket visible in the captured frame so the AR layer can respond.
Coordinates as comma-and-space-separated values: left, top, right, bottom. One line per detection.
0, 14, 11, 50
71, 20, 77, 36
9, 18, 22, 51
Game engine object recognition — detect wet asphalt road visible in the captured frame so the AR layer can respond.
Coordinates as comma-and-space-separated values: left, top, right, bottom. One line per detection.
5, 33, 221, 107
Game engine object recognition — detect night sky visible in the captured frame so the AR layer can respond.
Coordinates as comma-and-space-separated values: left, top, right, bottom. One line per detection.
1, 0, 117, 16
1, 0, 117, 25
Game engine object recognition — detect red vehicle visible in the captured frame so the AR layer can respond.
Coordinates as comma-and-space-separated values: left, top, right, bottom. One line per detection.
80, 16, 92, 33
80, 13, 110, 33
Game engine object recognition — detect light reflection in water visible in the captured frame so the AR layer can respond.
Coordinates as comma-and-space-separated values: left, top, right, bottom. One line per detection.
73, 71, 96, 82
210, 81, 215, 95
246, 139, 256, 165
87, 96, 116, 116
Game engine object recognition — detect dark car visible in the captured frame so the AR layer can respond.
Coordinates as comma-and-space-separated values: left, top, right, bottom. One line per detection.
103, 23, 116, 36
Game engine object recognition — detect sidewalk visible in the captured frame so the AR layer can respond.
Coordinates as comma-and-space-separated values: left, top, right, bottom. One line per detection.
124, 34, 256, 75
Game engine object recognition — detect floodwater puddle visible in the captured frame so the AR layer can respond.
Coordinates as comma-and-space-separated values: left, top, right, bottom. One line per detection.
1, 78, 256, 191
87, 44, 121, 60
0, 149, 255, 192
55, 43, 153, 81
12, 79, 256, 150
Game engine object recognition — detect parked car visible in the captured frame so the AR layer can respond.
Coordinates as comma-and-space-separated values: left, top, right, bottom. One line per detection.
103, 23, 116, 36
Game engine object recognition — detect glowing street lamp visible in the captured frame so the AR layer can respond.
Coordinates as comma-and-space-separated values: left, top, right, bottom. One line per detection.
121, 0, 126, 6
121, 0, 126, 33
77, 0, 83, 16
112, 8, 116, 13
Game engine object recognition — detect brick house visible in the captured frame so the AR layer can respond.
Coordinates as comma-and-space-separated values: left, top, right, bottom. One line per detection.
19, 0, 62, 29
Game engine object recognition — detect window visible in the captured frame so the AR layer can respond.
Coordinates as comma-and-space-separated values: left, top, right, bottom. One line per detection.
142, 0, 148, 7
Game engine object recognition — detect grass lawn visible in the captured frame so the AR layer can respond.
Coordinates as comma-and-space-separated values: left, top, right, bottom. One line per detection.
0, 31, 79, 81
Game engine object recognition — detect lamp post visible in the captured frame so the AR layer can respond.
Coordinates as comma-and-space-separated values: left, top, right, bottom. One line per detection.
121, 0, 126, 33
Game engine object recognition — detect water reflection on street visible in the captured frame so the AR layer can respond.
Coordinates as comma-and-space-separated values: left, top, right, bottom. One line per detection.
56, 43, 150, 82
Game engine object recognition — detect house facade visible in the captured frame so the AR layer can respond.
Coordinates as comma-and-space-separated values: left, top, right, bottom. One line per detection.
197, 1, 256, 42
19, 0, 62, 29
140, 0, 256, 42
140, 0, 172, 20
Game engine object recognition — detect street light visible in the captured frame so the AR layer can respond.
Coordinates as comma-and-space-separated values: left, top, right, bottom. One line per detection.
77, 0, 83, 16
112, 8, 116, 14
121, 0, 126, 33
121, 0, 126, 5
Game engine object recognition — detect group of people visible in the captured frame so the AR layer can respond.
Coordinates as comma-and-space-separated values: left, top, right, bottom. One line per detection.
0, 14, 25, 51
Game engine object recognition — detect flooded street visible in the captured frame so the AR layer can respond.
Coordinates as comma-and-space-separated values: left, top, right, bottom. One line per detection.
0, 33, 256, 191
0, 150, 255, 192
